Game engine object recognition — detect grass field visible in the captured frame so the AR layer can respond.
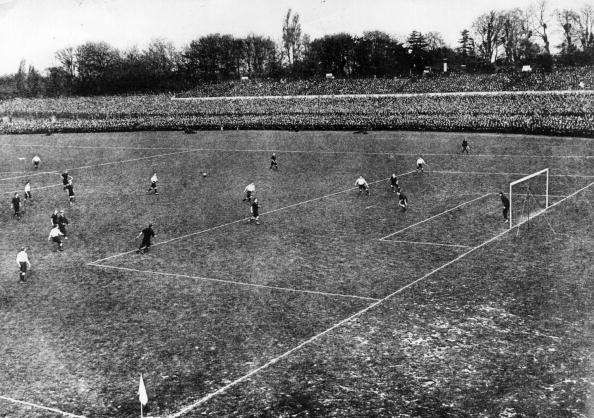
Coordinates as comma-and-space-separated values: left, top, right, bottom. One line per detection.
0, 130, 592, 417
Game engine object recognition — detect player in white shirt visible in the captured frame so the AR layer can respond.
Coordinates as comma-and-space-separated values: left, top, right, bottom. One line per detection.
24, 181, 32, 200
148, 172, 159, 195
355, 176, 370, 196
16, 247, 31, 282
48, 225, 64, 251
32, 155, 41, 169
416, 157, 427, 174
243, 183, 256, 203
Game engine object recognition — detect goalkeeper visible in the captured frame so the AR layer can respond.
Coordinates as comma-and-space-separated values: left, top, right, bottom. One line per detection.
499, 192, 510, 222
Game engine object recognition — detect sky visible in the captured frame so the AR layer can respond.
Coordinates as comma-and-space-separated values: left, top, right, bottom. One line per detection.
0, 0, 589, 75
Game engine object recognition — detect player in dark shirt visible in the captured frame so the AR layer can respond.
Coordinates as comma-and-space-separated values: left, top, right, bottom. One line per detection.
389, 174, 400, 193
397, 192, 408, 212
269, 153, 278, 170
250, 198, 260, 224
499, 192, 510, 222
137, 224, 155, 254
64, 178, 75, 204
57, 210, 69, 238
461, 139, 470, 154
11, 193, 22, 219
51, 209, 59, 227
62, 171, 70, 186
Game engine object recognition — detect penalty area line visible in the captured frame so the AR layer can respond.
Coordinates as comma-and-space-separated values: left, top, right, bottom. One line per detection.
89, 170, 417, 265
90, 264, 379, 302
0, 395, 85, 418
167, 180, 593, 418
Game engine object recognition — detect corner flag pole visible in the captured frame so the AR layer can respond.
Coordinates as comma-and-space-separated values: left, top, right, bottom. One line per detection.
138, 374, 148, 418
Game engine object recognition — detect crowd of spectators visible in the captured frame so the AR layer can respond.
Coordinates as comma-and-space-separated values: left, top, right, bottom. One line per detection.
0, 67, 592, 136
0, 89, 591, 136
175, 67, 593, 97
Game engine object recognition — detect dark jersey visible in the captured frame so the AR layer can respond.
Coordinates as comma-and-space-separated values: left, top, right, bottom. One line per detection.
51, 213, 59, 225
141, 227, 155, 243
390, 177, 399, 187
57, 214, 69, 226
12, 197, 21, 210
271, 155, 276, 162
399, 194, 408, 205
62, 173, 69, 185
501, 195, 510, 208
462, 140, 468, 148
66, 185, 74, 196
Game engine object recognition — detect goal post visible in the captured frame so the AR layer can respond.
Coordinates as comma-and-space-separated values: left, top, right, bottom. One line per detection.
509, 168, 549, 229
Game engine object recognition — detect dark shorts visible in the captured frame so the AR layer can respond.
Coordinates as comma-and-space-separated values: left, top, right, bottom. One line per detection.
417, 163, 423, 169
67, 187, 74, 196
52, 236, 62, 244
358, 184, 367, 190
19, 262, 28, 273
141, 240, 151, 248
151, 182, 157, 188
246, 191, 252, 198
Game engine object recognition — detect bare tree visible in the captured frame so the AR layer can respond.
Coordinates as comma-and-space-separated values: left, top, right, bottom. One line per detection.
529, 0, 551, 54
556, 8, 580, 54
55, 47, 76, 78
472, 10, 505, 63
500, 8, 532, 64
576, 5, 593, 50
282, 9, 302, 65
425, 31, 446, 51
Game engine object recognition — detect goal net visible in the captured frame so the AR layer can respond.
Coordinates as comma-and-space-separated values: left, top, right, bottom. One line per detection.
509, 168, 549, 229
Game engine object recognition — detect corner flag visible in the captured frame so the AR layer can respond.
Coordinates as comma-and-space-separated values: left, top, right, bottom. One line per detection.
138, 374, 148, 406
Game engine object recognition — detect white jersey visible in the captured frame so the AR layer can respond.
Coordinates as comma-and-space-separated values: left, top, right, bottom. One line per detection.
355, 177, 368, 186
150, 174, 158, 183
32, 156, 41, 163
48, 226, 63, 239
244, 183, 255, 193
24, 183, 31, 192
16, 251, 30, 265
416, 158, 425, 166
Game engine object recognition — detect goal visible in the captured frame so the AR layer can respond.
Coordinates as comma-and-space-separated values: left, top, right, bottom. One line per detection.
509, 168, 549, 229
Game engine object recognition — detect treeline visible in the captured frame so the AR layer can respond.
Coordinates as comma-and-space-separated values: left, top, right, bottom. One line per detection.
6, 4, 594, 97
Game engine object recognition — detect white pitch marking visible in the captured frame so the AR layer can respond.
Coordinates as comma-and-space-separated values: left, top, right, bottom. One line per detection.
379, 239, 472, 249
379, 193, 492, 241
1, 143, 591, 159
90, 264, 379, 302
1, 150, 201, 194
172, 89, 594, 101
0, 170, 60, 181
0, 395, 85, 418
67, 150, 198, 171
167, 181, 593, 418
88, 170, 417, 265
430, 170, 594, 179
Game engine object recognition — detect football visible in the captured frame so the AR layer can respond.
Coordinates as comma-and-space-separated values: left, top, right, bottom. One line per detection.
202, 172, 207, 177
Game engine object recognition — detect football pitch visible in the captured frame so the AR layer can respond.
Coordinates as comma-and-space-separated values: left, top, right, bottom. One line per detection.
0, 130, 592, 417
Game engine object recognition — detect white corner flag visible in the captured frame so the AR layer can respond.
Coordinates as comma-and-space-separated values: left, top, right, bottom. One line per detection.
138, 374, 148, 414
